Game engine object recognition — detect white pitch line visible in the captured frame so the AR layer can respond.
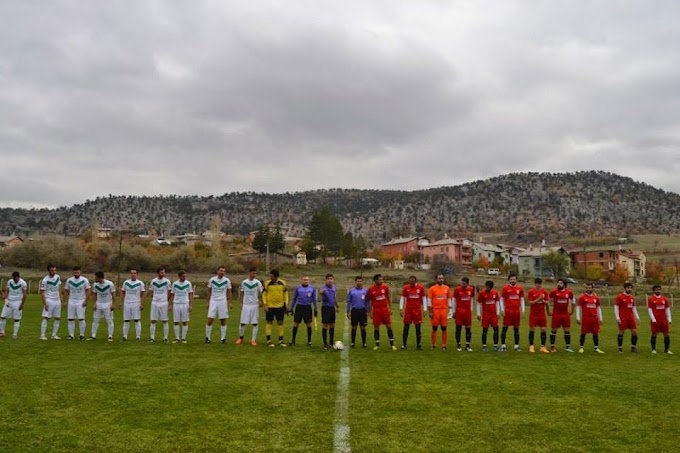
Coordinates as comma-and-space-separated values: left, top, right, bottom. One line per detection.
333, 317, 351, 453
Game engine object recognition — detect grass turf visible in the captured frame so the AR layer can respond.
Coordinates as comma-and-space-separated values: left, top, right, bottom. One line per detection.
0, 295, 677, 452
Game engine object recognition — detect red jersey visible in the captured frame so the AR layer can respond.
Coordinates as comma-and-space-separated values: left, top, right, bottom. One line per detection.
453, 285, 475, 311
578, 293, 600, 318
615, 293, 636, 318
367, 284, 390, 309
477, 289, 500, 314
527, 288, 549, 316
648, 295, 670, 323
549, 288, 575, 314
400, 284, 426, 308
501, 284, 524, 311
428, 284, 452, 310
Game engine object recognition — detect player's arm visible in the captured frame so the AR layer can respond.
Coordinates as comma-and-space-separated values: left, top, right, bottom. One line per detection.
239, 284, 244, 307
614, 303, 621, 324
597, 303, 604, 325
333, 288, 338, 312
633, 304, 640, 321
476, 301, 481, 320
283, 283, 289, 312
568, 294, 575, 316
290, 288, 298, 314
451, 296, 456, 319
140, 290, 146, 311
313, 287, 318, 317
667, 306, 672, 324
227, 286, 233, 309
262, 283, 269, 311
575, 304, 582, 325
346, 290, 352, 319
169, 287, 175, 306
188, 288, 194, 312
648, 304, 657, 323
387, 287, 392, 314
20, 286, 27, 310
109, 288, 116, 311
399, 294, 405, 317
495, 294, 501, 317
499, 296, 505, 315
119, 289, 125, 309
206, 285, 212, 310
83, 284, 91, 307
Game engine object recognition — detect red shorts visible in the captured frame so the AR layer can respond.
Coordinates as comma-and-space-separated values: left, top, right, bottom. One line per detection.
529, 312, 547, 328
581, 317, 600, 335
618, 316, 637, 331
551, 313, 571, 330
503, 309, 521, 327
455, 309, 472, 327
651, 321, 670, 335
371, 306, 391, 327
430, 308, 449, 327
403, 305, 422, 325
481, 313, 498, 329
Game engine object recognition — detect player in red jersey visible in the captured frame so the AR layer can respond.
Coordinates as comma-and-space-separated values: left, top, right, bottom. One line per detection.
399, 275, 427, 350
648, 285, 673, 354
452, 277, 475, 352
615, 282, 641, 353
477, 280, 500, 352
367, 274, 396, 350
500, 274, 525, 352
527, 278, 550, 353
576, 283, 605, 354
548, 278, 576, 353
428, 274, 452, 350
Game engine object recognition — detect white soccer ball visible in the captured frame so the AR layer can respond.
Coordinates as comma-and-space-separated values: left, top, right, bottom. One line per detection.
334, 340, 345, 350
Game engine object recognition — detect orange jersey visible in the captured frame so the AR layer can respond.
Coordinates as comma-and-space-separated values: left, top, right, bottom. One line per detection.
428, 284, 451, 310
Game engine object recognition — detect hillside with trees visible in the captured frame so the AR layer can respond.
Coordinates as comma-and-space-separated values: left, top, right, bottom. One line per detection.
1, 171, 680, 242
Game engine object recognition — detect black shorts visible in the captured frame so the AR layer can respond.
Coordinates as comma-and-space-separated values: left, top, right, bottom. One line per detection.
294, 305, 313, 324
351, 308, 367, 327
322, 306, 336, 324
266, 307, 285, 322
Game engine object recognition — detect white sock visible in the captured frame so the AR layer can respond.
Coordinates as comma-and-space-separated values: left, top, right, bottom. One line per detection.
0, 318, 6, 333
41, 319, 48, 337
220, 325, 227, 341
108, 319, 114, 337
182, 325, 188, 340
79, 320, 86, 336
206, 325, 213, 339
92, 317, 100, 337
123, 322, 129, 339
13, 321, 20, 336
150, 323, 156, 339
135, 321, 141, 338
174, 324, 180, 339
163, 323, 168, 340
252, 325, 258, 342
239, 324, 245, 337
68, 320, 75, 337
53, 320, 60, 336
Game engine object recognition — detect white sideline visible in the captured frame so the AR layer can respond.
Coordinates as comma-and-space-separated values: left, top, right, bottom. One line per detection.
333, 317, 351, 453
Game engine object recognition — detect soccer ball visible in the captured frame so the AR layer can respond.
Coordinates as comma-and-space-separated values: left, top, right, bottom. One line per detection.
334, 340, 345, 350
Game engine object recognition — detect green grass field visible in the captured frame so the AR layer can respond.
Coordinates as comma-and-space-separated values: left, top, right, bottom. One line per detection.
1, 294, 678, 452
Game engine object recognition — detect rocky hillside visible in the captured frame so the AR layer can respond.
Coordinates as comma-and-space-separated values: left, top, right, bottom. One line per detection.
1, 171, 679, 243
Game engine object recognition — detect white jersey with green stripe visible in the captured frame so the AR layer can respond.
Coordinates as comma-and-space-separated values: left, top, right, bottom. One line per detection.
93, 279, 115, 305
122, 279, 145, 304
6, 278, 27, 303
240, 278, 263, 306
171, 280, 193, 304
40, 274, 62, 302
149, 277, 171, 303
66, 276, 90, 303
208, 276, 231, 302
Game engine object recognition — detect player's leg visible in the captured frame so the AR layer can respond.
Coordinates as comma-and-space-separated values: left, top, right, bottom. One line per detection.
500, 325, 508, 350
631, 328, 639, 352
219, 317, 227, 343
402, 322, 410, 349
528, 327, 535, 352
664, 333, 672, 354
540, 327, 548, 352
329, 321, 335, 345
0, 315, 6, 335
482, 327, 488, 349
431, 325, 438, 349
386, 322, 395, 349
322, 322, 329, 348
67, 303, 76, 339
617, 328, 624, 353
162, 304, 169, 341
651, 333, 657, 353
350, 311, 358, 347
492, 325, 499, 350
513, 325, 520, 351
306, 319, 313, 346
564, 327, 573, 352
41, 314, 49, 339
91, 307, 101, 339
105, 307, 114, 340
455, 319, 462, 349
465, 325, 472, 351
77, 305, 86, 340
415, 322, 422, 349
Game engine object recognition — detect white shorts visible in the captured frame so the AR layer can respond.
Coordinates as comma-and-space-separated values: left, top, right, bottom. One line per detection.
173, 304, 190, 323
208, 300, 229, 319
93, 303, 114, 320
1, 301, 22, 320
68, 303, 86, 320
240, 304, 260, 325
124, 303, 141, 321
42, 300, 62, 319
150, 302, 169, 322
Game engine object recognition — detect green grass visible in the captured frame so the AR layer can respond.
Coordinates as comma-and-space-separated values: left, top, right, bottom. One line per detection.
1, 295, 678, 452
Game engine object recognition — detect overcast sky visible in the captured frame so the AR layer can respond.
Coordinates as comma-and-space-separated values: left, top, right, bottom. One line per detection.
1, 1, 679, 208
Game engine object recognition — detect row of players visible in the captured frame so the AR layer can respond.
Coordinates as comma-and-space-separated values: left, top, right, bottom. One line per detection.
0, 266, 673, 354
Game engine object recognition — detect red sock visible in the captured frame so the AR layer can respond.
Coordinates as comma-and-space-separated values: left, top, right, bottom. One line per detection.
431, 331, 437, 347
443, 331, 448, 346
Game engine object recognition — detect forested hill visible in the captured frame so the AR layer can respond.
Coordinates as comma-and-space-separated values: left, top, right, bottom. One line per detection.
2, 171, 679, 242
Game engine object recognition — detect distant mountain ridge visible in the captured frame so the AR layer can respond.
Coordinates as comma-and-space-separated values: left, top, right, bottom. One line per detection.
1, 171, 679, 242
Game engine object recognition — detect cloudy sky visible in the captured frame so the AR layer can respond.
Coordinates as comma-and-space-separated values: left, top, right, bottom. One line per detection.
1, 1, 679, 208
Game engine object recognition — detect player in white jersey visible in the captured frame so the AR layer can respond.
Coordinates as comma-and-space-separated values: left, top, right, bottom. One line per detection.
119, 269, 145, 341
148, 267, 171, 343
237, 267, 264, 346
89, 271, 115, 341
205, 266, 232, 344
40, 264, 63, 340
170, 270, 193, 343
65, 266, 91, 340
1, 271, 27, 339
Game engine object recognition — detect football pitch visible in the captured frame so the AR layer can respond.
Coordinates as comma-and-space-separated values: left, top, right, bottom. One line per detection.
1, 296, 678, 452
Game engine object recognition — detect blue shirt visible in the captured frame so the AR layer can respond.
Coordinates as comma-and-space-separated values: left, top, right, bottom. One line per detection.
346, 287, 369, 312
291, 284, 317, 311
321, 284, 337, 308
